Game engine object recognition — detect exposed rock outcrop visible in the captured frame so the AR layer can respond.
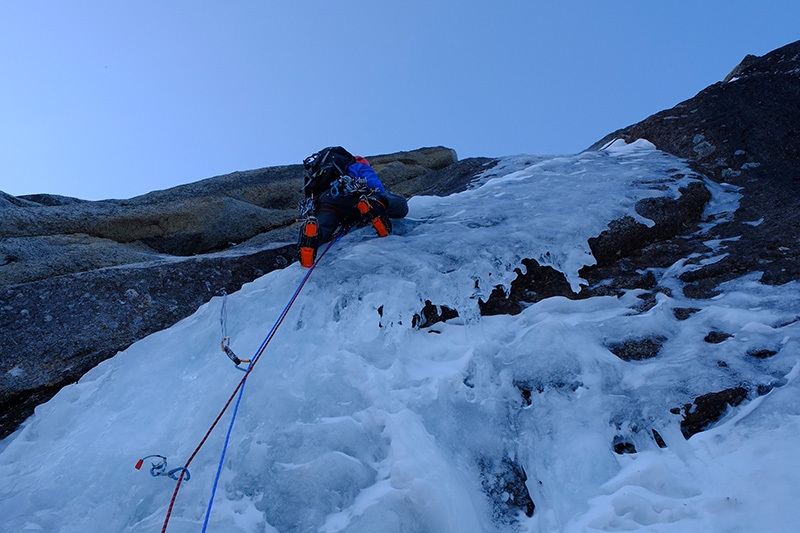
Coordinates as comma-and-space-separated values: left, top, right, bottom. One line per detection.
592, 39, 800, 294
1, 146, 463, 285
675, 387, 749, 439
482, 39, 800, 314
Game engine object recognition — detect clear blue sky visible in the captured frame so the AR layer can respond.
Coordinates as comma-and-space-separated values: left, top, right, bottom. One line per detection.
1, 1, 798, 200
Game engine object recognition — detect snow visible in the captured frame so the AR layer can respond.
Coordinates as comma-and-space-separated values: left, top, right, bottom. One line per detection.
1, 140, 799, 532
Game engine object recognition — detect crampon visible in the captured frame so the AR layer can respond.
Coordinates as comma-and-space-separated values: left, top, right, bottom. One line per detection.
357, 197, 391, 238
298, 216, 319, 268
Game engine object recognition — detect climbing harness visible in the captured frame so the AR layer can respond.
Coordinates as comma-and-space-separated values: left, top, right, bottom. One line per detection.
135, 455, 191, 481
219, 290, 250, 369
158, 227, 347, 533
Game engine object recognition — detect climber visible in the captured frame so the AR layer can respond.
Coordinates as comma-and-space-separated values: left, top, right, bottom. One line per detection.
298, 146, 409, 267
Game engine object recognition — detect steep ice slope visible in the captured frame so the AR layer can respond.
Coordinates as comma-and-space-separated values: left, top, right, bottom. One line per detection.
1, 140, 798, 532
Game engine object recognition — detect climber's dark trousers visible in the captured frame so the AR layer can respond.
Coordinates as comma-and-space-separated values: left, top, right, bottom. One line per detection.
384, 192, 410, 219
315, 191, 408, 245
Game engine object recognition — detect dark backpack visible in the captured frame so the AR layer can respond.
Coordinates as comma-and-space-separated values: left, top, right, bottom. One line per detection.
302, 146, 356, 197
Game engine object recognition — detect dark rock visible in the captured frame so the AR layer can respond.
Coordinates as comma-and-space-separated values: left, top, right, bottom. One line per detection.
518, 386, 533, 407
679, 387, 748, 439
608, 336, 667, 362
612, 436, 637, 455
479, 259, 573, 316
478, 455, 535, 522
584, 266, 659, 300
591, 39, 800, 294
704, 331, 733, 344
756, 381, 781, 396
412, 300, 459, 328
673, 307, 700, 320
479, 178, 713, 314
652, 429, 667, 448
587, 182, 711, 269
747, 349, 778, 359
634, 285, 668, 313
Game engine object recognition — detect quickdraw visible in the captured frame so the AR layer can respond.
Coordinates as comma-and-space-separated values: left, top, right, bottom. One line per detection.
159, 227, 346, 533
135, 455, 191, 482
219, 291, 250, 370
221, 337, 249, 368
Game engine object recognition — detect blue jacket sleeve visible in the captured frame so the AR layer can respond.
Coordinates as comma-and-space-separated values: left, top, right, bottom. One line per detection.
347, 162, 387, 196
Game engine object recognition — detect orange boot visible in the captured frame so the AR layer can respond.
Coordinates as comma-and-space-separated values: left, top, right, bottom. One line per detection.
298, 217, 319, 267
357, 197, 391, 237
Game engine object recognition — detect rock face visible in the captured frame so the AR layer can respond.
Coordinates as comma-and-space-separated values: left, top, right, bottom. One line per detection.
1, 146, 463, 284
483, 39, 800, 313
591, 39, 800, 294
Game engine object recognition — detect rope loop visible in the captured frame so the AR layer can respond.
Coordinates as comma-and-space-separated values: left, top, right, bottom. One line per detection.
165, 467, 191, 481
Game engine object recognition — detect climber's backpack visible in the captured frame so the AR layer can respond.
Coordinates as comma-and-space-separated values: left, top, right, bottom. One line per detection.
302, 146, 356, 197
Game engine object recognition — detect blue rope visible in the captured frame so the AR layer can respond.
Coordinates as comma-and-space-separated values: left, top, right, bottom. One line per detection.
201, 230, 345, 531
201, 371, 246, 532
